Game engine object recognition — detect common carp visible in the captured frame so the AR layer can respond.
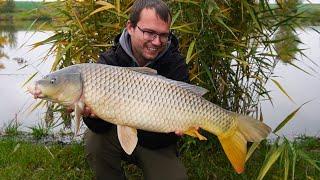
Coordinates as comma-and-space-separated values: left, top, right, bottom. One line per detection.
28, 63, 271, 173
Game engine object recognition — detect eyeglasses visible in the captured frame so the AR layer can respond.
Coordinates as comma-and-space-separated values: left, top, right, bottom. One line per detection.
136, 25, 171, 43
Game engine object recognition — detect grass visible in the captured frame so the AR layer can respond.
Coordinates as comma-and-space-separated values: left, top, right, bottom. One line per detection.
297, 4, 320, 24
0, 138, 93, 179
181, 136, 320, 179
3, 123, 20, 137
2, 116, 21, 137
298, 4, 320, 12
29, 124, 51, 140
15, 1, 43, 11
0, 134, 319, 179
0, 1, 52, 21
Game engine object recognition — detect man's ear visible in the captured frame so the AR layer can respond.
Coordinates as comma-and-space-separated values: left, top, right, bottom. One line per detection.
126, 20, 134, 35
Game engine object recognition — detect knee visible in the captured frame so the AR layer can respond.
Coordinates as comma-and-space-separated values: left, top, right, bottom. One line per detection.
84, 130, 125, 179
83, 129, 122, 163
84, 130, 104, 167
84, 130, 104, 155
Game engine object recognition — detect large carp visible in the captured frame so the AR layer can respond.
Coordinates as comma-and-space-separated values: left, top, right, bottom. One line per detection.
28, 63, 271, 173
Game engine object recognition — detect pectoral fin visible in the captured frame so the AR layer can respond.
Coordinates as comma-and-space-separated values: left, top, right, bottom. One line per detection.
184, 127, 207, 140
117, 125, 138, 155
74, 102, 84, 135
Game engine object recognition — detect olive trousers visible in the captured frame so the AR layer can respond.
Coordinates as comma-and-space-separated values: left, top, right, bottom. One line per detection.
84, 127, 187, 180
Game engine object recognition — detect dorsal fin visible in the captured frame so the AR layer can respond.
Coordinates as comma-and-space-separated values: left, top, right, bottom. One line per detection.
126, 67, 208, 96
173, 82, 209, 96
126, 67, 157, 75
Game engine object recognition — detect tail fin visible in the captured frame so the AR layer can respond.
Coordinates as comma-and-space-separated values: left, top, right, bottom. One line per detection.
217, 114, 271, 174
218, 130, 247, 173
237, 114, 271, 142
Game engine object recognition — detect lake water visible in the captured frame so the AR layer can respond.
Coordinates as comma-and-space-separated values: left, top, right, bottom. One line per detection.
0, 24, 319, 138
0, 29, 54, 132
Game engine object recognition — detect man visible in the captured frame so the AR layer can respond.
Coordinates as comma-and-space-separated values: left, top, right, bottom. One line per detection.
83, 0, 188, 179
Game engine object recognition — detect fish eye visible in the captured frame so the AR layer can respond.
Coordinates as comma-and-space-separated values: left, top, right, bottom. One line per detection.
50, 77, 56, 84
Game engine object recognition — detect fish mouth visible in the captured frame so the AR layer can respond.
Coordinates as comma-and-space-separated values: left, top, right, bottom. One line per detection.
27, 82, 45, 99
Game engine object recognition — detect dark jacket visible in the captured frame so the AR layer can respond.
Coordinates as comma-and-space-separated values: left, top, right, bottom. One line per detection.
83, 33, 189, 149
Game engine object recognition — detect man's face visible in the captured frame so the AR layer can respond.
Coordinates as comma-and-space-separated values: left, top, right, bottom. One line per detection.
127, 8, 170, 65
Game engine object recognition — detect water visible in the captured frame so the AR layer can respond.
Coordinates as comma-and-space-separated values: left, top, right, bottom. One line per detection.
0, 24, 319, 138
0, 28, 54, 132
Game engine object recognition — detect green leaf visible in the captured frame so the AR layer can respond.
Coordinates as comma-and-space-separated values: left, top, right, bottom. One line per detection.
71, 8, 86, 36
27, 18, 39, 32
88, 3, 115, 17
273, 101, 311, 133
171, 10, 181, 27
31, 33, 62, 50
257, 143, 285, 180
246, 142, 261, 162
21, 72, 38, 88
288, 140, 297, 180
242, 1, 262, 32
115, 0, 120, 14
215, 17, 238, 40
11, 143, 21, 154
270, 78, 294, 103
45, 146, 55, 159
283, 144, 289, 180
171, 23, 196, 30
173, 0, 199, 6
297, 149, 320, 172
51, 42, 73, 71
186, 40, 196, 64
200, 59, 216, 90
288, 61, 312, 76
96, 1, 113, 6
207, 0, 217, 15
28, 100, 46, 115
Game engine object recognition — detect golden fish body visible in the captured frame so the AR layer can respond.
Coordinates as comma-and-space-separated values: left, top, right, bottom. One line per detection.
28, 63, 271, 173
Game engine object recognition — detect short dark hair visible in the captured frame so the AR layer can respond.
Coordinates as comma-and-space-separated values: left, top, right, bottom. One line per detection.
129, 0, 172, 27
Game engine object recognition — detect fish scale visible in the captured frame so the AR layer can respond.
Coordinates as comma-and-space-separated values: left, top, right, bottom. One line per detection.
28, 63, 271, 173
80, 64, 229, 133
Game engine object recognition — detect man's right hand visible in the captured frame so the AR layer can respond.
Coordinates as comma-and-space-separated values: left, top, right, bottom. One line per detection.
66, 106, 96, 117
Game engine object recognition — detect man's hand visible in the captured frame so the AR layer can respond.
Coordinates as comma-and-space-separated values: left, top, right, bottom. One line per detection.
82, 106, 96, 117
175, 130, 184, 136
66, 106, 96, 117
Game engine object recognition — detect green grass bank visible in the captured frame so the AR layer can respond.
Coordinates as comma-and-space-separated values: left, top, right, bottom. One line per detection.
0, 1, 52, 21
0, 135, 319, 179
